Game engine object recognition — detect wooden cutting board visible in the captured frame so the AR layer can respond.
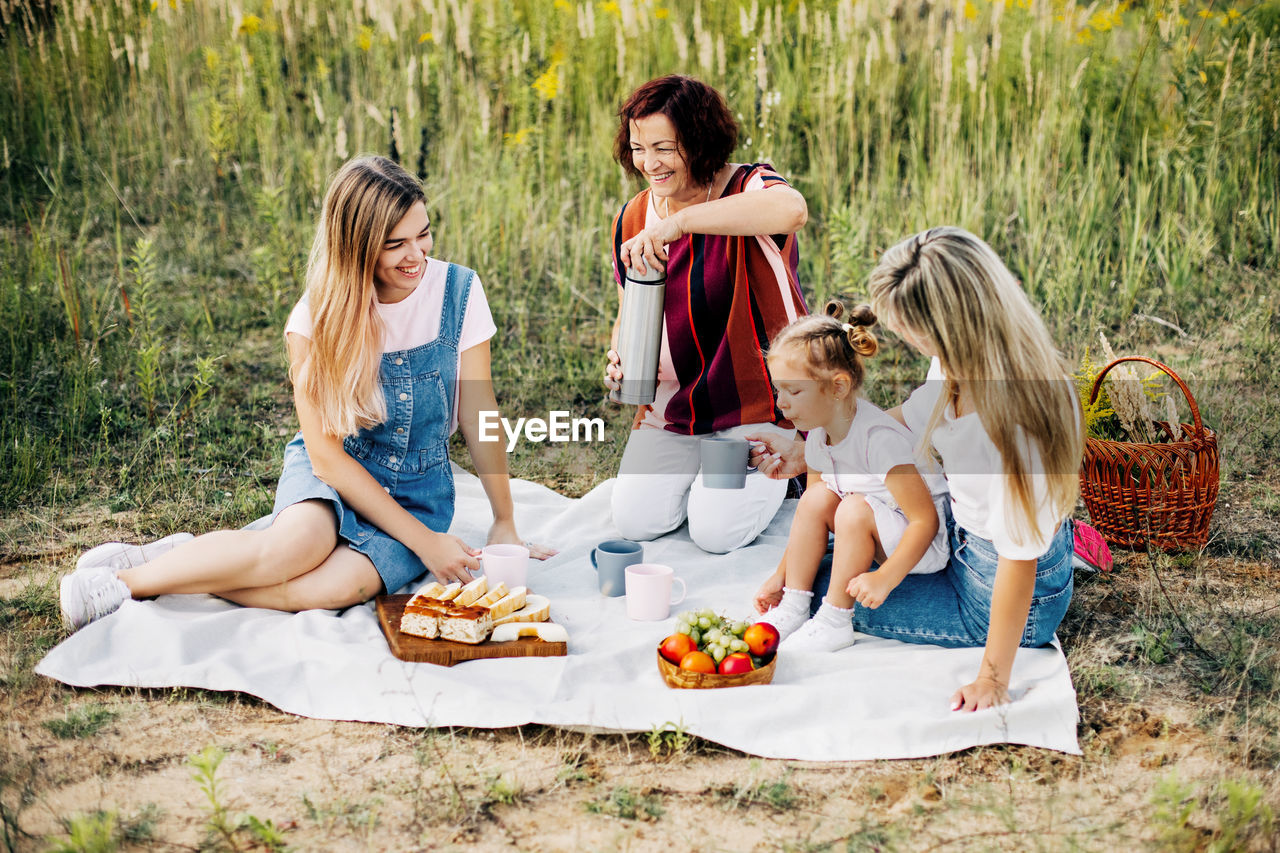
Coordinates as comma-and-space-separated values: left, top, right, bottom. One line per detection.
375, 594, 567, 667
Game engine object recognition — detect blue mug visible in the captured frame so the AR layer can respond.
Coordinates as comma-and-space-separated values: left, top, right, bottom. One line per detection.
590, 539, 643, 597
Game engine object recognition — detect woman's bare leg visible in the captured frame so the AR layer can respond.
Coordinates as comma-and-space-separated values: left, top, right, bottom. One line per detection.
117, 501, 338, 598
219, 543, 383, 612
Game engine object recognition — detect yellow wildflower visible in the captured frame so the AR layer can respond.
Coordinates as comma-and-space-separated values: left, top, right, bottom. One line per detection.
358, 25, 373, 52
554, 0, 571, 9
532, 49, 566, 100
504, 127, 537, 147
599, 1, 620, 16
655, 6, 670, 18
1074, 27, 1093, 45
239, 14, 261, 36
1198, 69, 1208, 83
419, 32, 433, 43
150, 0, 158, 10
204, 47, 219, 70
1227, 8, 1241, 19
1197, 9, 1213, 17
964, 1, 977, 20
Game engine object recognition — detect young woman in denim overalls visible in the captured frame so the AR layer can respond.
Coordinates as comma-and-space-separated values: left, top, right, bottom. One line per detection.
61, 157, 553, 630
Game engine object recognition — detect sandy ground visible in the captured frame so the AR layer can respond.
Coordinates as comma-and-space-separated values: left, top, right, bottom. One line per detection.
3, 490, 1280, 852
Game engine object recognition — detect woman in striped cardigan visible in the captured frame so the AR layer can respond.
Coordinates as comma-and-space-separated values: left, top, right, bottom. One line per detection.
604, 75, 809, 554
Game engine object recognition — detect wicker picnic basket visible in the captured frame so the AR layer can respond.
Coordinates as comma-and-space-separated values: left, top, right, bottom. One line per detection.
1080, 356, 1219, 552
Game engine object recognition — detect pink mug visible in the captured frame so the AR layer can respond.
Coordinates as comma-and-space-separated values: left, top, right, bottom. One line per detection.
480, 544, 529, 590
624, 563, 687, 621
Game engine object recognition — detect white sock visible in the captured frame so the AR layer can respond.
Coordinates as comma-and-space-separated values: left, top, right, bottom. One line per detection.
814, 599, 853, 626
778, 587, 814, 612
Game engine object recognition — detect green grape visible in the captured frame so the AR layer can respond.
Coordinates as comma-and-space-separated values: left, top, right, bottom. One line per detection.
678, 610, 696, 623
731, 639, 748, 652
689, 628, 702, 646
731, 621, 748, 636
697, 616, 712, 629
698, 608, 716, 620
711, 646, 727, 663
675, 622, 691, 636
705, 628, 721, 643
718, 636, 732, 649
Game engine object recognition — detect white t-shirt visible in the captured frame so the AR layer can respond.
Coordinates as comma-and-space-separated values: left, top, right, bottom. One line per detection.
805, 399, 948, 506
901, 357, 1064, 559
285, 258, 497, 431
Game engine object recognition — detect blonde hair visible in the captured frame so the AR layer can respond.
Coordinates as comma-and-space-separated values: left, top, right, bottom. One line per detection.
867, 226, 1083, 542
767, 299, 879, 392
293, 156, 425, 437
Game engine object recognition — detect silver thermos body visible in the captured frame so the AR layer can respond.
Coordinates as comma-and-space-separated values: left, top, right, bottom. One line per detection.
611, 264, 667, 405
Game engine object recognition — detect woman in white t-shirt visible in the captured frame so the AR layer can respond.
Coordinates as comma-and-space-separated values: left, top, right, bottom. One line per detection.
60, 156, 552, 631
750, 227, 1084, 712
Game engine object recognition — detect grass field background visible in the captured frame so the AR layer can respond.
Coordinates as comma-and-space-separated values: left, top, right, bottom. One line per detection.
3, 0, 1277, 515
3, 2, 1280, 848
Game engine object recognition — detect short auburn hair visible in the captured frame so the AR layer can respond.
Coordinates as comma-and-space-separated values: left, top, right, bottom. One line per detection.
613, 75, 738, 188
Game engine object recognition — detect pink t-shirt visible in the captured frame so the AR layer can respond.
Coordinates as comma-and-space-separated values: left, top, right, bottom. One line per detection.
285, 258, 497, 431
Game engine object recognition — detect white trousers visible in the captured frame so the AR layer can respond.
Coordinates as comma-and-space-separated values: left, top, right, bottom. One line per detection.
611, 422, 792, 554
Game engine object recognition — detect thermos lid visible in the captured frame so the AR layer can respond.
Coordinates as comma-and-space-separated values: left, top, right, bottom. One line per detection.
624, 263, 666, 284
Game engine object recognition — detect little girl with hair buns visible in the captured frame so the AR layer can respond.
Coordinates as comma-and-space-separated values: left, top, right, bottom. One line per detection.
752, 301, 950, 652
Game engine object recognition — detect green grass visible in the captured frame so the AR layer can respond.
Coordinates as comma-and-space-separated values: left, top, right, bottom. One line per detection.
42, 704, 120, 740
1, 0, 1277, 518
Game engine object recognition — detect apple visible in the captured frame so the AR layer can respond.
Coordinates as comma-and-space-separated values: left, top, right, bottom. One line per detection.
718, 653, 755, 675
743, 622, 780, 656
660, 633, 697, 665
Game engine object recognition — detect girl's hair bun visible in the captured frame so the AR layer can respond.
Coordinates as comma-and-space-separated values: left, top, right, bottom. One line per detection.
850, 303, 877, 328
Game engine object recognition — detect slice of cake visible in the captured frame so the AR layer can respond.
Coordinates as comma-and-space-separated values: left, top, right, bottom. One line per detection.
401, 593, 450, 639
436, 603, 493, 644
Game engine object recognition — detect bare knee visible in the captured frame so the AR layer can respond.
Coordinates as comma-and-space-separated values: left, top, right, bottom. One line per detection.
834, 494, 875, 536
251, 503, 337, 584
796, 486, 839, 524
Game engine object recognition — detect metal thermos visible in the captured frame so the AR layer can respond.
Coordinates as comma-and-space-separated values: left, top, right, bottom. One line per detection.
611, 263, 667, 405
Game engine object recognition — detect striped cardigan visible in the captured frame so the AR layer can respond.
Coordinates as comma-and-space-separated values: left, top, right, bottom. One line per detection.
611, 163, 808, 435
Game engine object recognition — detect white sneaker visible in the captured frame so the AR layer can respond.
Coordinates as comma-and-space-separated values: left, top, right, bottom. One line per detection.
781, 615, 857, 653
75, 532, 194, 572
756, 601, 811, 640
60, 567, 132, 631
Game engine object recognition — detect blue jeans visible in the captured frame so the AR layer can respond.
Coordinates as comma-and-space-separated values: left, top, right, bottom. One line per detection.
811, 518, 1074, 648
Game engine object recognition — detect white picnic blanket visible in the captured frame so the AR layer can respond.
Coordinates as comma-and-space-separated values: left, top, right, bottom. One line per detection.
36, 466, 1080, 760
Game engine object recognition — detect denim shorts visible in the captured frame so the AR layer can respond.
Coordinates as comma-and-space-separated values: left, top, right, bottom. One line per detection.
272, 433, 454, 595
811, 516, 1075, 648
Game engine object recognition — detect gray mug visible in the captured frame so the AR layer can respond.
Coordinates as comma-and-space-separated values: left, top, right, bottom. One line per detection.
590, 539, 643, 596
700, 437, 751, 489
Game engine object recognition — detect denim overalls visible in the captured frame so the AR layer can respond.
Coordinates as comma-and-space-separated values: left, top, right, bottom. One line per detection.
272, 262, 473, 594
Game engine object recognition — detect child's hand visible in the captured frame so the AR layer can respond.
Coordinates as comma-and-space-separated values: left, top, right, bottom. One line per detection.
753, 572, 785, 614
487, 519, 557, 561
419, 533, 481, 585
846, 570, 897, 610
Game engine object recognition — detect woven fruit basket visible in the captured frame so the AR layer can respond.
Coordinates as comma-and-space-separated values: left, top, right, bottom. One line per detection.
656, 648, 776, 688
1080, 356, 1219, 552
